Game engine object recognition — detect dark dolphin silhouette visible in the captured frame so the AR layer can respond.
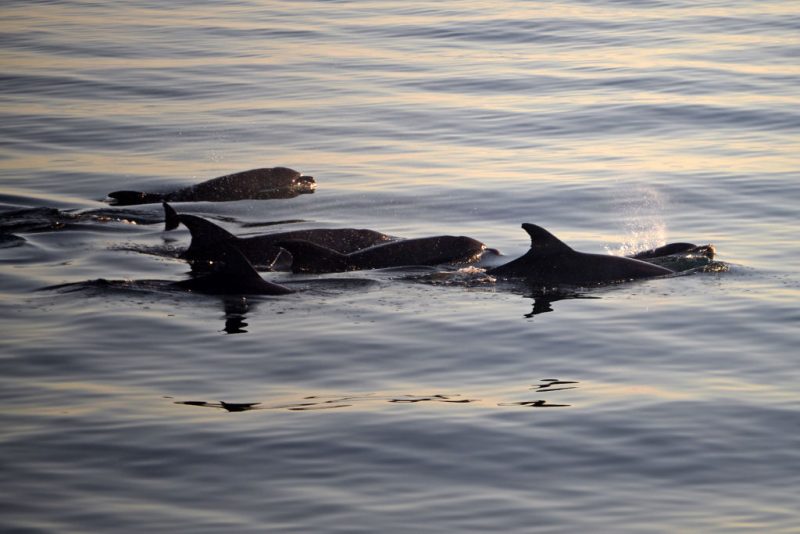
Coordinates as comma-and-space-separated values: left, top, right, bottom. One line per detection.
172, 243, 294, 295
171, 208, 393, 269
43, 243, 294, 296
108, 167, 316, 206
277, 235, 488, 274
631, 242, 703, 259
487, 223, 673, 285
632, 243, 716, 272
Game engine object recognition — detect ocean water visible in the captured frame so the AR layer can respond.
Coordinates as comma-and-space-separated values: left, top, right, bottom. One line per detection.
1, 1, 799, 532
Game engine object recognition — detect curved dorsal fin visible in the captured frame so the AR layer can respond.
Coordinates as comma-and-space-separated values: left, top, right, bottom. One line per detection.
179, 213, 236, 253
163, 202, 180, 231
215, 243, 293, 294
177, 214, 239, 263
521, 223, 574, 255
178, 214, 236, 242
175, 242, 293, 295
217, 243, 261, 279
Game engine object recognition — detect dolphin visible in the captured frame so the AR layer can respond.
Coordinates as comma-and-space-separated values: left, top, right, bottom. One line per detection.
632, 244, 716, 272
630, 242, 704, 260
173, 243, 294, 295
107, 167, 316, 206
276, 235, 488, 274
44, 243, 294, 296
487, 223, 673, 285
172, 208, 394, 269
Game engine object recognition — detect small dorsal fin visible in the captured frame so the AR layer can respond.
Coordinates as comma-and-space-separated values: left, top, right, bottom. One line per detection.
163, 202, 180, 231
521, 223, 574, 255
212, 243, 293, 294
178, 214, 236, 242
177, 214, 240, 264
217, 243, 262, 279
175, 247, 293, 294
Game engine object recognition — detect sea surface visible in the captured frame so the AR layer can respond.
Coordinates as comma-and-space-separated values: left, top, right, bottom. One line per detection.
1, 1, 799, 532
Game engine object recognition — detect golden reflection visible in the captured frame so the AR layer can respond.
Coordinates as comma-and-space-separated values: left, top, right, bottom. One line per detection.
5, 375, 798, 422
2, 1, 797, 190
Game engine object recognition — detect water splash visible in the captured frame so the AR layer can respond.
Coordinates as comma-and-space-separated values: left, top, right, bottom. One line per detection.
606, 186, 668, 256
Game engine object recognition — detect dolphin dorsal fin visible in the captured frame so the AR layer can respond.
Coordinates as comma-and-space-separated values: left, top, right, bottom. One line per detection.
178, 214, 237, 258
178, 214, 236, 242
163, 202, 180, 231
177, 214, 239, 263
521, 223, 574, 255
218, 243, 263, 280
216, 243, 294, 294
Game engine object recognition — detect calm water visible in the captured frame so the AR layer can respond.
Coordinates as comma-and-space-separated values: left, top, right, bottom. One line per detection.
1, 1, 799, 532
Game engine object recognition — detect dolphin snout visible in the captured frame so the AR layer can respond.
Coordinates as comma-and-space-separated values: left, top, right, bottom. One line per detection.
297, 175, 316, 190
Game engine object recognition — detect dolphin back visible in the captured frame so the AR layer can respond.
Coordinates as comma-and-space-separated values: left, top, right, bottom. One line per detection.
631, 242, 697, 259
488, 223, 673, 285
107, 190, 165, 206
107, 167, 315, 205
276, 240, 351, 273
166, 167, 316, 202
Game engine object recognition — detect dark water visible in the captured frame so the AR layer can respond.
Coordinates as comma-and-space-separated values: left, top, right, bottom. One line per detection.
1, 1, 799, 532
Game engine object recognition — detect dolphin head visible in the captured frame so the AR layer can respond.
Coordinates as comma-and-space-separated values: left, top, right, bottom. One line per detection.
296, 174, 316, 190
271, 167, 316, 193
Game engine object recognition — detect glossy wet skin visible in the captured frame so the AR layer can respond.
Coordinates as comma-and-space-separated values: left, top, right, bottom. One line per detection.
173, 244, 294, 295
175, 213, 393, 270
107, 167, 316, 205
488, 223, 674, 285
278, 235, 487, 273
491, 250, 673, 285
6, 2, 794, 531
167, 167, 316, 202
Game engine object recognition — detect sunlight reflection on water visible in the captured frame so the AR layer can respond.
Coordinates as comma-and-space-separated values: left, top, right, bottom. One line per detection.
1, 0, 799, 532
